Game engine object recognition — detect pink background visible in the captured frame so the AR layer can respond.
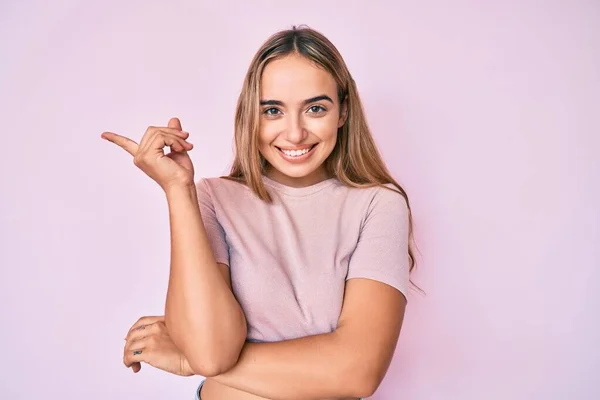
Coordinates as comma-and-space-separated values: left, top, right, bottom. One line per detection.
1, 1, 598, 399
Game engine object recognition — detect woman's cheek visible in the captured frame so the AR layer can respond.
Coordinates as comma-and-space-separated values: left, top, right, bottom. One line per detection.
306, 116, 338, 138
259, 120, 282, 143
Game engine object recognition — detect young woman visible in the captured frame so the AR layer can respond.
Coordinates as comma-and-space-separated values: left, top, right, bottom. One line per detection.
103, 26, 416, 400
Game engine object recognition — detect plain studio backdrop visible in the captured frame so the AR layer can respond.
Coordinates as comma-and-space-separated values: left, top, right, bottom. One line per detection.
0, 1, 598, 399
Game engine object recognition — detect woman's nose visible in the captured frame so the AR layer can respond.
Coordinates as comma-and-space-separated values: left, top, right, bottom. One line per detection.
285, 116, 307, 143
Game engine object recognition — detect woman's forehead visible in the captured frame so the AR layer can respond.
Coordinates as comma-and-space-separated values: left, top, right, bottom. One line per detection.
261, 56, 337, 101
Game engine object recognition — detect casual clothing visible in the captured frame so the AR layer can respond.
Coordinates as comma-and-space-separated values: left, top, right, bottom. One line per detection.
193, 175, 410, 398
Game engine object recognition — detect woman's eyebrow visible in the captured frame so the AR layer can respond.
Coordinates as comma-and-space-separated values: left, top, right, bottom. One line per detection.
260, 95, 334, 107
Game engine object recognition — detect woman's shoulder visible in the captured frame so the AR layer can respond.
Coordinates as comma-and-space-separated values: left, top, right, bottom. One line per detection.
198, 175, 247, 189
196, 175, 252, 200
340, 181, 406, 201
337, 181, 409, 221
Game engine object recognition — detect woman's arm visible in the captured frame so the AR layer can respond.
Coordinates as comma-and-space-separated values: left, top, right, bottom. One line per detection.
212, 278, 406, 400
164, 183, 247, 377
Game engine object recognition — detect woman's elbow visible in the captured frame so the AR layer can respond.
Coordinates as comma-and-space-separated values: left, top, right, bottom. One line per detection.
189, 355, 238, 377
187, 333, 246, 377
346, 362, 385, 398
353, 376, 380, 399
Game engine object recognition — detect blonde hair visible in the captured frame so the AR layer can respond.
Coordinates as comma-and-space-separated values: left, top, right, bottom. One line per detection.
225, 25, 420, 290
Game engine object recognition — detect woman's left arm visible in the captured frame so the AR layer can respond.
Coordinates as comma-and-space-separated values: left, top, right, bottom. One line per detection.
213, 279, 406, 400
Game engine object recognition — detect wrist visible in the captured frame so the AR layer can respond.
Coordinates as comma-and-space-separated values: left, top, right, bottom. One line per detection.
164, 182, 197, 200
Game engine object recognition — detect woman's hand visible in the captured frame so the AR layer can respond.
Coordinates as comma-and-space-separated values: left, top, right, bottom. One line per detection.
101, 117, 195, 191
123, 315, 195, 377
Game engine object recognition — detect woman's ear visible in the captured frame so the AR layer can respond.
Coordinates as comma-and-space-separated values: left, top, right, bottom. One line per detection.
338, 96, 348, 128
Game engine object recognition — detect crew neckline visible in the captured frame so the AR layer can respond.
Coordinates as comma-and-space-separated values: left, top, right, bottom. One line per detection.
261, 175, 338, 196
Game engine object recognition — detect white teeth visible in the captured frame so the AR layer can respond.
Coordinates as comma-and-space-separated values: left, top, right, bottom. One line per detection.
281, 147, 311, 157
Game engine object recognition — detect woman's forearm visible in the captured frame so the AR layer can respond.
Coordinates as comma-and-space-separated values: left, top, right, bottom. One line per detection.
212, 332, 372, 399
163, 183, 246, 377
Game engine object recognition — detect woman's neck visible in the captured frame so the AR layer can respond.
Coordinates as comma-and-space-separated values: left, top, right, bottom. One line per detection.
264, 166, 332, 188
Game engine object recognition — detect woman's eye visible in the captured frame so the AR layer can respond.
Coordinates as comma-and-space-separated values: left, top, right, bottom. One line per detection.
308, 105, 326, 113
264, 108, 281, 116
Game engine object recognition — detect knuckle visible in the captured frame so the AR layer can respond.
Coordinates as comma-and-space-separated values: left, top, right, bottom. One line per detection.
134, 325, 147, 334
134, 316, 146, 327
133, 155, 145, 167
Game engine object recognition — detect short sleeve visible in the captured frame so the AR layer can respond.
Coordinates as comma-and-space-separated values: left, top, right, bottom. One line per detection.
195, 178, 230, 266
346, 185, 410, 300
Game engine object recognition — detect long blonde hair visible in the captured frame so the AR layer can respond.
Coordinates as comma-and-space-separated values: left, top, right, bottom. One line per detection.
225, 25, 420, 289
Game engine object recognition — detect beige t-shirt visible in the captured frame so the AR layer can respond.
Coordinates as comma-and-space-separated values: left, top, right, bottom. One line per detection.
196, 175, 409, 343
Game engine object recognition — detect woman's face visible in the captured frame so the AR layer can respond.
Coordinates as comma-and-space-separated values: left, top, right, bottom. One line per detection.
258, 54, 346, 187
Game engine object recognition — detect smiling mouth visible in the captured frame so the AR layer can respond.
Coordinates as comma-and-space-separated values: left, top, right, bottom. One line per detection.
275, 144, 318, 157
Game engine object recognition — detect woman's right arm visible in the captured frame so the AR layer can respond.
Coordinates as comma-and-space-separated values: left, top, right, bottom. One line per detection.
163, 182, 247, 377
101, 119, 245, 376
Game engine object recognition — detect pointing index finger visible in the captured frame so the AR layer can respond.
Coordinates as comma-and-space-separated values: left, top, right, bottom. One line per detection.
101, 132, 139, 156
